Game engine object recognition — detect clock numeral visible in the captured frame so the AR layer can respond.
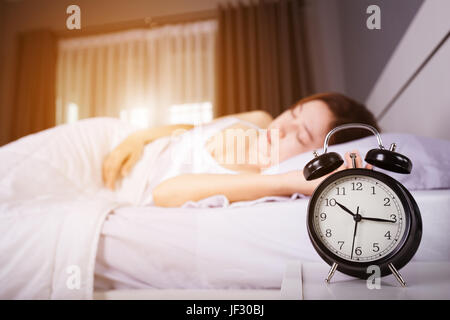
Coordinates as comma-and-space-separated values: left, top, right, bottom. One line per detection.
372, 243, 380, 252
320, 212, 327, 221
351, 182, 363, 191
355, 247, 362, 256
384, 197, 391, 206
371, 186, 376, 195
325, 229, 332, 238
384, 231, 391, 240
325, 198, 336, 207
390, 214, 397, 223
336, 187, 346, 196
337, 241, 345, 250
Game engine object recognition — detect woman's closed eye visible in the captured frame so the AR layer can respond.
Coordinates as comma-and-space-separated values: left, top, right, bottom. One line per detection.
296, 133, 305, 145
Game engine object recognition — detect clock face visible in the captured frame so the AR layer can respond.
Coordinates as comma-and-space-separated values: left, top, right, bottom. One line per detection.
312, 174, 407, 263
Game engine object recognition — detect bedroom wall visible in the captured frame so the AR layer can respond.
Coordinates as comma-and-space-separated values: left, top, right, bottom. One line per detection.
378, 39, 450, 140
337, 0, 424, 103
366, 0, 450, 140
306, 0, 346, 95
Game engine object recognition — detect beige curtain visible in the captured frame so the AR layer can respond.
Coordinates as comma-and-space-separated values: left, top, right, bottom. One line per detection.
215, 0, 314, 117
10, 30, 57, 141
56, 20, 217, 127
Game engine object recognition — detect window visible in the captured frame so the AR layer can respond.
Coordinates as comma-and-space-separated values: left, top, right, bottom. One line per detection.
56, 21, 217, 127
119, 107, 150, 129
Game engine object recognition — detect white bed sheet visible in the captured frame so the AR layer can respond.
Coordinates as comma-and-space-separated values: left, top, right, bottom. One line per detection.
94, 189, 450, 291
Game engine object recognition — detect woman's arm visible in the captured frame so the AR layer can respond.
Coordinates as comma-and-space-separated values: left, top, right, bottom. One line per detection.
153, 150, 370, 207
152, 171, 311, 207
131, 109, 272, 145
103, 111, 272, 190
103, 124, 193, 190
132, 124, 194, 144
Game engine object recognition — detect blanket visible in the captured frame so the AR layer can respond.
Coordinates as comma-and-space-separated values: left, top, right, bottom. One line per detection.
0, 117, 305, 298
0, 118, 143, 299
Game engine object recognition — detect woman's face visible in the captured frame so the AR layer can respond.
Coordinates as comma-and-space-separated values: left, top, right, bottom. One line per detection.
266, 100, 335, 163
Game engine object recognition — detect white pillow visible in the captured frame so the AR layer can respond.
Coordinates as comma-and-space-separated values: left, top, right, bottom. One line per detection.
262, 133, 450, 190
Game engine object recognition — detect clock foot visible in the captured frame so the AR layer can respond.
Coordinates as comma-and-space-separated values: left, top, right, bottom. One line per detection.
388, 263, 407, 287
325, 262, 338, 284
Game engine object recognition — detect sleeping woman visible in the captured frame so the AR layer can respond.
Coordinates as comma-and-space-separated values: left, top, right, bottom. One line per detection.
102, 92, 379, 207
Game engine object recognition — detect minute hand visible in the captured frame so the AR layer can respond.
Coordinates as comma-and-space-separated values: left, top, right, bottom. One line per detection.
360, 216, 396, 223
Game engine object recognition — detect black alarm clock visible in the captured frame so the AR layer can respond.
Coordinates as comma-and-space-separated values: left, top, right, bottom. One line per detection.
303, 123, 422, 286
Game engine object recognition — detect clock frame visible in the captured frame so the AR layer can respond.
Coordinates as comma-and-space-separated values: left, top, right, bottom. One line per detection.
307, 168, 422, 279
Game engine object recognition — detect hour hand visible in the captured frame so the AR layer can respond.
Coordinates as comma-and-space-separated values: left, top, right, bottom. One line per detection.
335, 201, 355, 217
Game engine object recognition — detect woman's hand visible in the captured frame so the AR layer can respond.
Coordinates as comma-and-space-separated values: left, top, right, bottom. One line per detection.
102, 133, 145, 190
342, 149, 373, 171
284, 150, 373, 196
102, 124, 194, 190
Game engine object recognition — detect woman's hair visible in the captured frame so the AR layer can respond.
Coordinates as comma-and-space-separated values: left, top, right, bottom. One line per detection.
292, 92, 380, 145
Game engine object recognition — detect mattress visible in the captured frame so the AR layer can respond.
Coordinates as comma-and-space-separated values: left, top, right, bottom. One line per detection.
94, 189, 450, 290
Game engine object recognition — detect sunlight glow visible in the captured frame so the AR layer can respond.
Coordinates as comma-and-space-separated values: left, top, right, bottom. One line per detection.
120, 107, 150, 128
169, 102, 213, 125
67, 103, 79, 123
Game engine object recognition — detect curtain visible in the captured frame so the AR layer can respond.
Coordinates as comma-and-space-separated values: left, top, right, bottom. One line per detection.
10, 30, 57, 141
56, 20, 217, 127
215, 0, 314, 117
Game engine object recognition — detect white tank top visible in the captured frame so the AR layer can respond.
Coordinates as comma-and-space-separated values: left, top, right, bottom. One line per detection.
115, 117, 260, 206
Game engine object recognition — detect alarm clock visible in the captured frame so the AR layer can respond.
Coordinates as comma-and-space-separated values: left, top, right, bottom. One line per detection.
303, 123, 422, 286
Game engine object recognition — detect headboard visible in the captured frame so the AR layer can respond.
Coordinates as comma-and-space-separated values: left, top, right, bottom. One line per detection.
366, 0, 450, 141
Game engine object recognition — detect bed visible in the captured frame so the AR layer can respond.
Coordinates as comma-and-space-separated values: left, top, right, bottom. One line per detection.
92, 189, 450, 299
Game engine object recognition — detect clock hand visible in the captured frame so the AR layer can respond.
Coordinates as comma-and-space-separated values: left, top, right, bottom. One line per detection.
335, 201, 395, 223
350, 206, 359, 260
360, 216, 396, 223
335, 201, 356, 217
